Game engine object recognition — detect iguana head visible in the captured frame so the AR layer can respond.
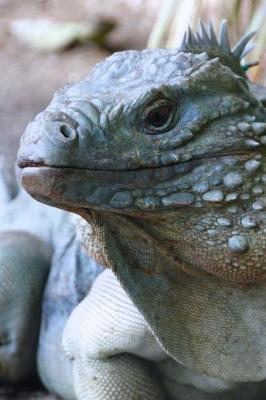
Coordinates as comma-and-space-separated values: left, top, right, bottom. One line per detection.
18, 21, 265, 215
18, 21, 266, 283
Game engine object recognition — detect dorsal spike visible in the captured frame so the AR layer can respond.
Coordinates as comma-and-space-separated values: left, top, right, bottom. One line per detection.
195, 30, 202, 42
178, 20, 258, 77
180, 31, 187, 49
219, 19, 231, 52
200, 20, 210, 44
187, 26, 195, 46
240, 42, 256, 58
232, 30, 256, 59
208, 22, 219, 46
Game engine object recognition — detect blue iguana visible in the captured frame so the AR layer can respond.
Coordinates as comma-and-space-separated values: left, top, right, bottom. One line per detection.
14, 21, 266, 399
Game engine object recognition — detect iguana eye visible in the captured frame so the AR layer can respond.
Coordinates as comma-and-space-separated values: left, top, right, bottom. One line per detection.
141, 100, 175, 134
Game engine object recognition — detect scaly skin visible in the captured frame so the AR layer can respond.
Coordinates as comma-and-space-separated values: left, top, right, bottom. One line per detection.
17, 21, 266, 399
0, 230, 50, 383
0, 164, 52, 384
37, 215, 102, 399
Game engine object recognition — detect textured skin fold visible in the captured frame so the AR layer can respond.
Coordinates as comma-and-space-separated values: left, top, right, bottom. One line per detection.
63, 269, 167, 400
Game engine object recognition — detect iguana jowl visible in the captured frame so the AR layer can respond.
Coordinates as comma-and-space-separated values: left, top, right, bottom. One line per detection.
17, 21, 266, 399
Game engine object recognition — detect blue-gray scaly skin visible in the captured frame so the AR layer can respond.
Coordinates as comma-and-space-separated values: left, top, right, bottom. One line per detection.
0, 230, 50, 383
17, 20, 266, 390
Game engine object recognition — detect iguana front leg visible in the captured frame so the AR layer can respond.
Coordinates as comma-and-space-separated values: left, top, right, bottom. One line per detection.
63, 269, 167, 400
0, 231, 50, 383
0, 160, 51, 383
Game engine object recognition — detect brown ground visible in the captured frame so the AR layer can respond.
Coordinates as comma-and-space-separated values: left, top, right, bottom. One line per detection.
0, 0, 159, 398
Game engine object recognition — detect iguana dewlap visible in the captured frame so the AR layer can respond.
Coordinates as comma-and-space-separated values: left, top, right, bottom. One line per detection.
17, 21, 266, 399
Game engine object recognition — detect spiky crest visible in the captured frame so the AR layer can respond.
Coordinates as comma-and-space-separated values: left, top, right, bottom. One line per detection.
180, 19, 257, 77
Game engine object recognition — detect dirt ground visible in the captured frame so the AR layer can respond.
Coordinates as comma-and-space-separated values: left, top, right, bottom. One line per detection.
0, 0, 159, 398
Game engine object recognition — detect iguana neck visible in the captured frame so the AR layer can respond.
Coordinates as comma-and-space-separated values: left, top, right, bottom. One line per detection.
85, 207, 266, 284
81, 209, 266, 382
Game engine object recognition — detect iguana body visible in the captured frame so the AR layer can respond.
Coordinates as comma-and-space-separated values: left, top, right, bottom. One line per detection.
16, 21, 266, 399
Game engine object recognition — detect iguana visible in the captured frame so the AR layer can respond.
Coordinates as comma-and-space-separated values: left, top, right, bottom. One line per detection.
16, 20, 266, 399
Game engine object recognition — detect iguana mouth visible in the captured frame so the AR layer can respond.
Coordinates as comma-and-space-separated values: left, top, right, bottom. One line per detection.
18, 151, 251, 172
19, 160, 47, 169
19, 150, 254, 218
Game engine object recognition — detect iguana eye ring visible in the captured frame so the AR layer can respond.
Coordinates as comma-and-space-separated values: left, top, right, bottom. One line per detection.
141, 100, 175, 134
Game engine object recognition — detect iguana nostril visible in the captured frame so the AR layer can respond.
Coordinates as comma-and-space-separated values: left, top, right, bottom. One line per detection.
59, 124, 77, 141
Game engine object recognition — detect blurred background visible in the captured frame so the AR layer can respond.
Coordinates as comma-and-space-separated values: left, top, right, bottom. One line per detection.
0, 0, 160, 167
1, 0, 266, 166
0, 0, 266, 398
